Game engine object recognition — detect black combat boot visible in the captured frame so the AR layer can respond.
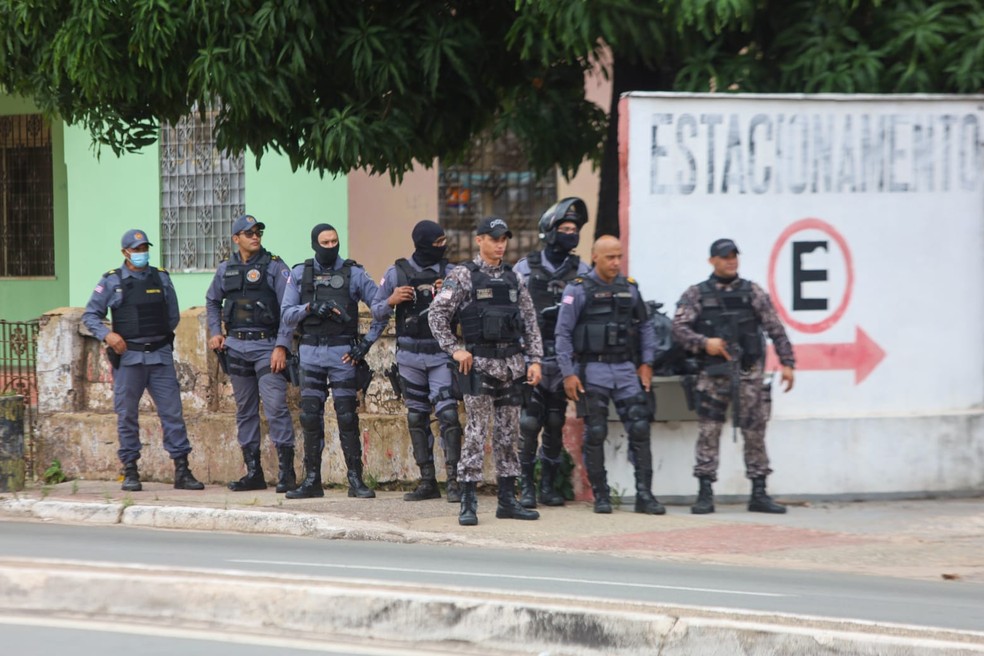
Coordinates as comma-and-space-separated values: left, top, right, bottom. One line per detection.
275, 446, 296, 493
228, 445, 267, 492
173, 455, 205, 490
345, 456, 376, 498
519, 461, 537, 509
538, 460, 565, 507
404, 463, 441, 501
286, 432, 324, 499
691, 476, 715, 514
458, 481, 478, 526
445, 462, 461, 503
591, 483, 613, 514
121, 462, 142, 492
495, 477, 540, 520
748, 477, 786, 514
634, 469, 666, 515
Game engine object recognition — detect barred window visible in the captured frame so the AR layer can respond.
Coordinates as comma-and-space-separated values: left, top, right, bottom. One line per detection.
438, 132, 557, 263
159, 108, 245, 271
0, 114, 54, 277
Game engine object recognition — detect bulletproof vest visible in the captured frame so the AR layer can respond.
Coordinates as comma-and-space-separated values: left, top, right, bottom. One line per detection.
525, 251, 581, 341
394, 258, 446, 340
220, 250, 280, 331
458, 261, 524, 346
571, 275, 638, 357
110, 268, 171, 339
298, 258, 360, 337
695, 278, 764, 369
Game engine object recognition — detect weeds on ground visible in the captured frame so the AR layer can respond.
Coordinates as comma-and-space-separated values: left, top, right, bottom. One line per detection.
42, 459, 67, 485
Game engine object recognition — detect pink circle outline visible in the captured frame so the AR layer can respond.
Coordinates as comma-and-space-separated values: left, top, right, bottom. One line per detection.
767, 218, 853, 334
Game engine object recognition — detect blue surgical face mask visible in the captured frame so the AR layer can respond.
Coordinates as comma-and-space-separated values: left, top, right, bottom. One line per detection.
128, 251, 150, 268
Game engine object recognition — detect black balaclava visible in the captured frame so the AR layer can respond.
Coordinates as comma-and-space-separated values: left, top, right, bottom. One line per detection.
544, 221, 580, 266
410, 220, 447, 268
311, 223, 339, 267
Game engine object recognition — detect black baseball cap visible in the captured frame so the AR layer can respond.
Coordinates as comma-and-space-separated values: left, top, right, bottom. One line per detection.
476, 216, 512, 238
710, 238, 739, 257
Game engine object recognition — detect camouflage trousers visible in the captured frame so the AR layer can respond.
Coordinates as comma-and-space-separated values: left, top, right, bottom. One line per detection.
458, 382, 523, 483
694, 366, 773, 481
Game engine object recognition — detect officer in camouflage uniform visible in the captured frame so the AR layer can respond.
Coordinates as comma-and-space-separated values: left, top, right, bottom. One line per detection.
513, 198, 591, 509
555, 235, 665, 515
371, 220, 463, 503
280, 223, 387, 500
205, 215, 296, 494
82, 229, 205, 492
428, 216, 543, 526
671, 238, 795, 515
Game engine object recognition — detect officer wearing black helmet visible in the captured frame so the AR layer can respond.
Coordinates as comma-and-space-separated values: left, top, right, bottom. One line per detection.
512, 198, 591, 508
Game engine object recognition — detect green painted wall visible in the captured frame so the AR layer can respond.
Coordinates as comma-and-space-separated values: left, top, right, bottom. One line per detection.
0, 97, 69, 322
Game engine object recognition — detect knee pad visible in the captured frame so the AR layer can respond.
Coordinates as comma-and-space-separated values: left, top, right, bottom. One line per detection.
584, 414, 608, 447
406, 410, 431, 431
544, 408, 566, 435
627, 418, 650, 442
519, 410, 543, 437
435, 406, 461, 431
299, 397, 323, 431
333, 397, 358, 432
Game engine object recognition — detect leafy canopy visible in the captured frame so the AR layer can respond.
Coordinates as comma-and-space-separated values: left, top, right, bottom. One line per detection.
1, 0, 980, 181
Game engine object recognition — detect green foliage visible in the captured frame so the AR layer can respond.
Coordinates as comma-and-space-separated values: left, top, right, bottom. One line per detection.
42, 459, 66, 485
0, 0, 980, 182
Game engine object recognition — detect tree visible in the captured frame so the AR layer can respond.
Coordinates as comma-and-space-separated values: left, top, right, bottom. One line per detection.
2, 1, 981, 234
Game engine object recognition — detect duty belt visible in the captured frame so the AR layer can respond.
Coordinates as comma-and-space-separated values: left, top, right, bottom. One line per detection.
229, 329, 274, 340
468, 343, 524, 358
124, 336, 172, 352
579, 353, 632, 364
397, 340, 444, 355
299, 334, 353, 347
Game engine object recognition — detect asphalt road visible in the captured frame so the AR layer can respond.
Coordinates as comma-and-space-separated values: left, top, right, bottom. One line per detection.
1, 519, 982, 634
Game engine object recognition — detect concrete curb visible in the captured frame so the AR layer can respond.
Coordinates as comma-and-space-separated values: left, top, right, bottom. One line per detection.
1, 559, 982, 655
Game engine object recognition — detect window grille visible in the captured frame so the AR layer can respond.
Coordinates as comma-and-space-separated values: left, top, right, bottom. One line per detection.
159, 108, 245, 271
438, 132, 557, 263
0, 115, 54, 277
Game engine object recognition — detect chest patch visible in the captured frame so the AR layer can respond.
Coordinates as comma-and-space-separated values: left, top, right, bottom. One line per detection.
246, 269, 261, 283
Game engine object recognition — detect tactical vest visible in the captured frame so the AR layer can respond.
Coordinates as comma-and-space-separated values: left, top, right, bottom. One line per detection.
571, 275, 638, 360
695, 278, 764, 369
220, 250, 280, 331
458, 261, 524, 347
297, 259, 360, 338
110, 268, 170, 339
525, 251, 581, 341
394, 257, 446, 340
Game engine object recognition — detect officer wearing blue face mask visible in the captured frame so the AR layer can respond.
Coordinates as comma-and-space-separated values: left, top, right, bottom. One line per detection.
82, 229, 205, 492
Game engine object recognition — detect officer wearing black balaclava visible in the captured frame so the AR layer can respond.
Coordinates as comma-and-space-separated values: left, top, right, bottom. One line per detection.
280, 223, 388, 499
371, 220, 463, 503
512, 198, 591, 509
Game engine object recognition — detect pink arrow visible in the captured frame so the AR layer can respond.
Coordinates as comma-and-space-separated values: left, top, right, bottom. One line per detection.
766, 326, 886, 384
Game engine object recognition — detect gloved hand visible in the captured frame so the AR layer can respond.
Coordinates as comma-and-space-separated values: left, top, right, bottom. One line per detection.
346, 338, 372, 363
309, 300, 335, 319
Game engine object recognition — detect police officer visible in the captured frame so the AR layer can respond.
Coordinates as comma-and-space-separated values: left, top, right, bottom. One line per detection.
671, 238, 795, 514
428, 217, 543, 526
205, 215, 297, 493
82, 229, 205, 492
555, 235, 665, 515
513, 198, 591, 509
280, 223, 387, 499
371, 220, 463, 503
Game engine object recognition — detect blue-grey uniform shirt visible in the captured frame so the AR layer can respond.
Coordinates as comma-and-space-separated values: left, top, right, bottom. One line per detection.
81, 264, 182, 367
370, 257, 456, 346
280, 256, 387, 342
204, 249, 295, 352
554, 269, 657, 379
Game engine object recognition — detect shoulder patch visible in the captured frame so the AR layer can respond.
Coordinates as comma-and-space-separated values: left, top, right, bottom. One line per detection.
572, 277, 585, 285
105, 268, 117, 276
270, 254, 280, 261
627, 276, 638, 285
158, 267, 169, 274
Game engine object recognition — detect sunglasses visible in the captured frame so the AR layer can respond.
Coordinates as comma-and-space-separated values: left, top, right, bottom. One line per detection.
240, 229, 264, 238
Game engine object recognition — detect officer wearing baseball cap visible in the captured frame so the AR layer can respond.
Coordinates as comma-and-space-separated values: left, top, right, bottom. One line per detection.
672, 238, 796, 515
81, 229, 205, 492
205, 214, 298, 494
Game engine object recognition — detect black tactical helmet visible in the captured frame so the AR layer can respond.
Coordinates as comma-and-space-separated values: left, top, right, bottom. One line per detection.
538, 197, 588, 245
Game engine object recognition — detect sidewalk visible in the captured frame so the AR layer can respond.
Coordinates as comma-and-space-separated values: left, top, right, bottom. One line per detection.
3, 479, 982, 583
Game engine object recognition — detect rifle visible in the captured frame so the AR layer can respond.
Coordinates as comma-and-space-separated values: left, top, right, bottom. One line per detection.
284, 350, 301, 387
212, 348, 229, 375
385, 362, 403, 399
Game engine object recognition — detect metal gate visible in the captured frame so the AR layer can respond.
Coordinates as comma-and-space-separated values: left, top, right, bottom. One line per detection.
0, 319, 38, 476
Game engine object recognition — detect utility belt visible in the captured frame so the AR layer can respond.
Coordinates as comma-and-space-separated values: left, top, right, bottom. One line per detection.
124, 335, 173, 352
468, 343, 523, 359
299, 334, 354, 347
228, 329, 275, 341
397, 340, 444, 355
578, 353, 632, 364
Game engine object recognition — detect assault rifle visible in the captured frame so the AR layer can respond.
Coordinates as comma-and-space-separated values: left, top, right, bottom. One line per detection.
705, 311, 743, 443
